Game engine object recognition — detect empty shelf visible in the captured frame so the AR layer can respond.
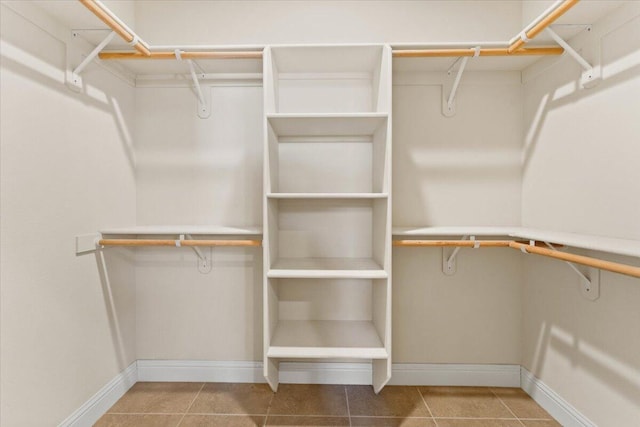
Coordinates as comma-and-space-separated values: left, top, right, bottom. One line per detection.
268, 258, 387, 279
268, 320, 387, 359
100, 225, 263, 235
267, 113, 388, 137
393, 226, 516, 237
513, 228, 640, 259
268, 193, 388, 199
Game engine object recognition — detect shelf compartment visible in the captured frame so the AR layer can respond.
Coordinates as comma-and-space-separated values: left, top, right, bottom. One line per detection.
267, 116, 390, 194
268, 257, 387, 279
267, 45, 390, 114
267, 198, 389, 263
267, 320, 387, 359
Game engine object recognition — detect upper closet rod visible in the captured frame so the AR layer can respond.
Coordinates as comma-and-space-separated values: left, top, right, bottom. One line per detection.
392, 47, 563, 58
78, 0, 150, 56
508, 0, 580, 53
99, 51, 263, 60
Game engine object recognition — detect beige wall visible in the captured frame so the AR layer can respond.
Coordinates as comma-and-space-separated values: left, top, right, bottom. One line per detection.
521, 2, 640, 425
0, 2, 137, 426
134, 1, 521, 45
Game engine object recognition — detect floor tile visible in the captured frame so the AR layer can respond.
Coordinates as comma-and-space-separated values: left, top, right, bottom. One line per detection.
180, 415, 266, 426
266, 415, 350, 426
108, 382, 203, 414
347, 385, 430, 417
418, 387, 514, 418
490, 388, 553, 419
94, 414, 182, 427
188, 383, 273, 415
520, 421, 562, 427
434, 420, 522, 427
268, 384, 348, 416
351, 416, 436, 426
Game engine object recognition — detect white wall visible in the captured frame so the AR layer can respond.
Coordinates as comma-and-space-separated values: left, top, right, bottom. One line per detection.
392, 71, 524, 363
521, 3, 640, 239
521, 3, 640, 425
134, 84, 264, 359
134, 0, 521, 45
0, 2, 137, 426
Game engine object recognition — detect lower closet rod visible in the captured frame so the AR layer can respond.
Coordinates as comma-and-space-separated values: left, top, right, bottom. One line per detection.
99, 239, 261, 247
393, 240, 511, 247
509, 242, 640, 279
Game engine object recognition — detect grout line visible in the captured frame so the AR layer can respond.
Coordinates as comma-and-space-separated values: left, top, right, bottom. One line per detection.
434, 417, 532, 421
263, 386, 276, 427
344, 385, 352, 427
415, 387, 438, 427
490, 388, 526, 427
264, 414, 351, 418
176, 382, 205, 427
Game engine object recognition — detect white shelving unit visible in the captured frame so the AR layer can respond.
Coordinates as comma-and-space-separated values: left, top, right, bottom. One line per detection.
263, 44, 393, 392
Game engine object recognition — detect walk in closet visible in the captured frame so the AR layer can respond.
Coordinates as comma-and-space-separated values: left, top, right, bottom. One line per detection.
1, 1, 639, 426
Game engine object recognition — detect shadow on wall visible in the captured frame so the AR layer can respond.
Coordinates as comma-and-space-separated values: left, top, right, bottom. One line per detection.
0, 3, 136, 173
525, 253, 640, 418
522, 14, 640, 174
95, 248, 136, 372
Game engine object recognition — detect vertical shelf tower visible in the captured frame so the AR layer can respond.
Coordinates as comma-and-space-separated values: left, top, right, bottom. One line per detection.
263, 45, 393, 392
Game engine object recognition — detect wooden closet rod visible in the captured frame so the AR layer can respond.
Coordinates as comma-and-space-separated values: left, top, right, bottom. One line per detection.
508, 0, 580, 53
99, 239, 262, 247
393, 240, 512, 247
99, 47, 562, 61
392, 47, 563, 58
79, 0, 151, 56
98, 51, 263, 60
510, 242, 640, 279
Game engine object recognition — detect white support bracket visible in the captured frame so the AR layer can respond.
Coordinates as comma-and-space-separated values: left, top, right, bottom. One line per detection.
184, 234, 212, 274
442, 235, 476, 275
545, 27, 601, 89
443, 46, 479, 117
544, 242, 600, 301
175, 50, 211, 118
66, 31, 116, 91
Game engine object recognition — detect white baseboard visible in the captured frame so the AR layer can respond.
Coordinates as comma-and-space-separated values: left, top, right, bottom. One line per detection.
137, 360, 264, 383
137, 360, 519, 387
65, 361, 596, 427
389, 363, 521, 387
58, 361, 137, 427
521, 367, 596, 427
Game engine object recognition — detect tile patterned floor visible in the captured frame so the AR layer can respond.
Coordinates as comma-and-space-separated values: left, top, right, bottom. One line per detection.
95, 383, 562, 427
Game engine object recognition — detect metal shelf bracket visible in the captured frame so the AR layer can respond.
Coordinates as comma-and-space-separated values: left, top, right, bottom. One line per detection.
442, 235, 479, 275
175, 50, 211, 118
67, 30, 116, 91
181, 234, 212, 273
443, 46, 479, 117
542, 241, 600, 300
545, 27, 601, 89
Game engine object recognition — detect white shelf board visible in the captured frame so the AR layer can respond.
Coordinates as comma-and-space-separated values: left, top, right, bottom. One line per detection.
513, 228, 640, 259
268, 258, 387, 279
270, 45, 383, 74
392, 226, 640, 258
268, 193, 388, 199
393, 226, 516, 237
100, 225, 263, 236
267, 113, 388, 137
268, 320, 387, 359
